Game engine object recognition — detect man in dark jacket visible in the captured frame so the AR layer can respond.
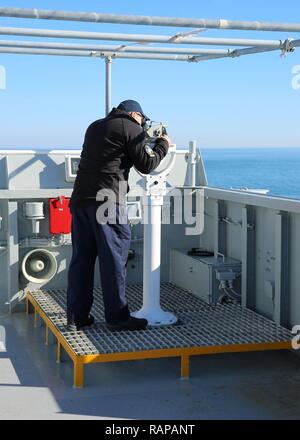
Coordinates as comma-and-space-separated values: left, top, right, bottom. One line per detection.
67, 100, 170, 331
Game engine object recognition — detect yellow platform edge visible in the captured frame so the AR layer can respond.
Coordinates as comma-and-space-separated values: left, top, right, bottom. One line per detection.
26, 292, 292, 388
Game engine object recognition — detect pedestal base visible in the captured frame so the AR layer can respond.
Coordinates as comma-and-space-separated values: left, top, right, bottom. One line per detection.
132, 307, 178, 327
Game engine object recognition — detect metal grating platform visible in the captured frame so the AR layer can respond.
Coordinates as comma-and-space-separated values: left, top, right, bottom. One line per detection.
26, 283, 292, 387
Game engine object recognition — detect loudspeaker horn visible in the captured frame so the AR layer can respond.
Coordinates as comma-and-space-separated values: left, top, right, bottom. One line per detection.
21, 249, 58, 284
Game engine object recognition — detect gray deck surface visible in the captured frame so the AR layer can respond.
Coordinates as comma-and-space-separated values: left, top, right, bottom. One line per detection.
1, 285, 300, 420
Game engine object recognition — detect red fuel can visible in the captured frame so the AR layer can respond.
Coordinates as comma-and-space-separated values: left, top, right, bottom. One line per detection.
49, 197, 72, 235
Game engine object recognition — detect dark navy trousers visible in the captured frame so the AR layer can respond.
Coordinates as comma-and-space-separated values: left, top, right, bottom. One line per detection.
67, 202, 131, 325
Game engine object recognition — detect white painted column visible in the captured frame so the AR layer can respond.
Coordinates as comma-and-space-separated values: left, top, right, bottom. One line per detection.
133, 195, 177, 326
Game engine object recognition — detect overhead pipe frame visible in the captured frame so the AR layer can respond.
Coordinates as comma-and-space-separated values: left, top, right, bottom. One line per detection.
1, 7, 300, 33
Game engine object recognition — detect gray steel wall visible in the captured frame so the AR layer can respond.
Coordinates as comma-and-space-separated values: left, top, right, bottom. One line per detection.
0, 149, 201, 312
1, 150, 299, 330
201, 188, 300, 328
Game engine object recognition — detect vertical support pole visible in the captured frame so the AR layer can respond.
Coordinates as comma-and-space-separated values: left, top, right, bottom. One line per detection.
214, 200, 226, 258
56, 341, 61, 363
7, 201, 20, 312
34, 308, 37, 328
274, 212, 290, 327
74, 361, 84, 388
33, 307, 42, 328
45, 325, 54, 345
143, 196, 162, 312
45, 325, 49, 345
188, 141, 197, 187
241, 206, 256, 309
133, 195, 177, 325
105, 56, 112, 116
181, 355, 190, 380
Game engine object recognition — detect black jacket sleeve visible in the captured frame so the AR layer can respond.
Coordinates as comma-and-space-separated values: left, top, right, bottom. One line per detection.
123, 119, 169, 174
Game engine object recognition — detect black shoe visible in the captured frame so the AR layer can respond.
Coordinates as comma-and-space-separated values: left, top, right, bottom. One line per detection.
68, 314, 95, 331
106, 316, 148, 332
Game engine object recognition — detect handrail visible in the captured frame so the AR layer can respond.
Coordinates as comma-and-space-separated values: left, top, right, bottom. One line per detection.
0, 8, 300, 33
204, 186, 300, 214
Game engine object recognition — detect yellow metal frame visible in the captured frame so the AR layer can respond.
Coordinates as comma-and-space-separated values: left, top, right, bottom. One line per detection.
26, 292, 292, 388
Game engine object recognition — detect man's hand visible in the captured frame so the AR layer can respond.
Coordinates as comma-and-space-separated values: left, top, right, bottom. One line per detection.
160, 134, 172, 146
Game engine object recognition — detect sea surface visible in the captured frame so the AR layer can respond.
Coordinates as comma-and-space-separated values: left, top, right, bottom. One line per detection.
201, 148, 300, 200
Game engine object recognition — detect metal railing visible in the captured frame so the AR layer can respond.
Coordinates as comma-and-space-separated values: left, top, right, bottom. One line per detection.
1, 7, 300, 32
0, 8, 299, 112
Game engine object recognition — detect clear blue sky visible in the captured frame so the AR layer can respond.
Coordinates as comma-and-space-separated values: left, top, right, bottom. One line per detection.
0, 0, 299, 149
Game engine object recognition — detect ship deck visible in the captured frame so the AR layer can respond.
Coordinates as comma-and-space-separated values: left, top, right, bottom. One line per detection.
1, 283, 299, 419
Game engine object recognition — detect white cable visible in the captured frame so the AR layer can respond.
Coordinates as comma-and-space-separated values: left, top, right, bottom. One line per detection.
223, 288, 239, 300
229, 287, 241, 297
218, 281, 238, 303
228, 280, 241, 297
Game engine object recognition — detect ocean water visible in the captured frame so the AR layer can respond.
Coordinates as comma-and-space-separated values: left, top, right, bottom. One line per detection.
201, 148, 300, 200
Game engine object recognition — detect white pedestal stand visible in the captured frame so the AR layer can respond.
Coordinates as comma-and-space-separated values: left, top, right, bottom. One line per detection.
133, 146, 177, 327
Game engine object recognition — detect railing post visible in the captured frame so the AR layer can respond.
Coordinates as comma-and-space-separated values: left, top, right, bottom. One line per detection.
274, 212, 290, 327
241, 206, 256, 309
105, 56, 112, 116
